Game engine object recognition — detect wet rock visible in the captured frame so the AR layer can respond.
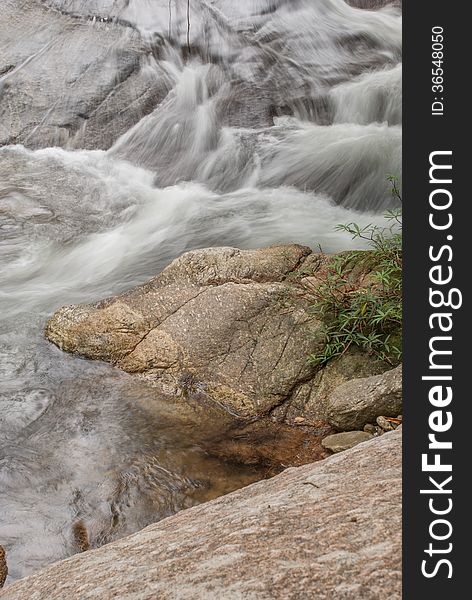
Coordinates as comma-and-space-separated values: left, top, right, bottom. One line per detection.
322, 431, 373, 453
0, 546, 6, 588
203, 419, 333, 471
45, 245, 392, 419
346, 0, 402, 8
0, 0, 169, 150
326, 365, 402, 431
1, 0, 402, 153
72, 521, 90, 554
0, 430, 402, 600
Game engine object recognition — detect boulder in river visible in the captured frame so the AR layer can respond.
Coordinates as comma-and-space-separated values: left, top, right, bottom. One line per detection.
45, 245, 393, 419
0, 429, 402, 600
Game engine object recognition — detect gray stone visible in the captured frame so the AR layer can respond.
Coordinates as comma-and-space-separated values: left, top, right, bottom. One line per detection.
346, 0, 402, 8
0, 430, 402, 600
0, 0, 169, 150
326, 365, 402, 431
321, 431, 373, 453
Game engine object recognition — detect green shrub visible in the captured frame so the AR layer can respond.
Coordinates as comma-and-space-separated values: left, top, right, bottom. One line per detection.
308, 202, 402, 367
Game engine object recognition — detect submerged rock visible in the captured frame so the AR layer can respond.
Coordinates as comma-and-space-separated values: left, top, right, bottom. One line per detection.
45, 245, 391, 419
322, 430, 373, 453
0, 429, 402, 600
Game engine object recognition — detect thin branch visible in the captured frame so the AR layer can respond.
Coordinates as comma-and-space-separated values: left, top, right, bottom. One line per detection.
187, 0, 191, 54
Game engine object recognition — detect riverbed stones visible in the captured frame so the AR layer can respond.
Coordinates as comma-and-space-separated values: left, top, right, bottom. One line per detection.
0, 429, 401, 600
322, 431, 373, 453
325, 365, 402, 431
46, 245, 393, 419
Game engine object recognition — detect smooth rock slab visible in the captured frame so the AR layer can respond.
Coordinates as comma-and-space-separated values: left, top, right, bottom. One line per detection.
0, 430, 402, 600
322, 431, 374, 453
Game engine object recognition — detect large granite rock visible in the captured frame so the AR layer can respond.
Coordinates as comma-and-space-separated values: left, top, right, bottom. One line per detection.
45, 245, 390, 418
0, 429, 402, 600
326, 365, 402, 431
0, 0, 169, 150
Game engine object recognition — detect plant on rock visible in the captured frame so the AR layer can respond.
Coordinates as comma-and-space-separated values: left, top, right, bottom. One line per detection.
309, 203, 402, 367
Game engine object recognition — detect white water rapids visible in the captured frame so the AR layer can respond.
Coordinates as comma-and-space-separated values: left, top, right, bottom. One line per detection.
0, 0, 401, 584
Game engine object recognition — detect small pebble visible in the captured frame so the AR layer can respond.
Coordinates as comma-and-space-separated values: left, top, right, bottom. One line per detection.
377, 416, 395, 432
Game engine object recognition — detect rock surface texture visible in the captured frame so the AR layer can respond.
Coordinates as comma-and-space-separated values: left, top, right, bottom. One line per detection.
45, 245, 393, 418
347, 0, 401, 8
0, 429, 402, 600
0, 0, 169, 149
0, 547, 6, 589
326, 365, 402, 431
322, 431, 374, 453
1, 1, 402, 153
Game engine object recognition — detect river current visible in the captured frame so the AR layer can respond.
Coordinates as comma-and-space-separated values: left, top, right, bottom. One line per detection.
0, 0, 401, 583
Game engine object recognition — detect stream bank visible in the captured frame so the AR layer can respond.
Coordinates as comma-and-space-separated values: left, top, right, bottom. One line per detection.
0, 430, 402, 600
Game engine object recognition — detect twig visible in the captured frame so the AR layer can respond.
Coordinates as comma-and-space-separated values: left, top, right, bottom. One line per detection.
187, 0, 191, 54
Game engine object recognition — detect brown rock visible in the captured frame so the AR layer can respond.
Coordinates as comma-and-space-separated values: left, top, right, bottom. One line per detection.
0, 546, 6, 589
72, 522, 90, 554
45, 245, 392, 419
0, 430, 402, 600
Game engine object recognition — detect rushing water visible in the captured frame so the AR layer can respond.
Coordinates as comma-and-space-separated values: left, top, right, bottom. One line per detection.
0, 0, 402, 584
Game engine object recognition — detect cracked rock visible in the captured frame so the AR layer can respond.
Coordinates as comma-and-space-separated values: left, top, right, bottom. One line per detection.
45, 245, 392, 418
